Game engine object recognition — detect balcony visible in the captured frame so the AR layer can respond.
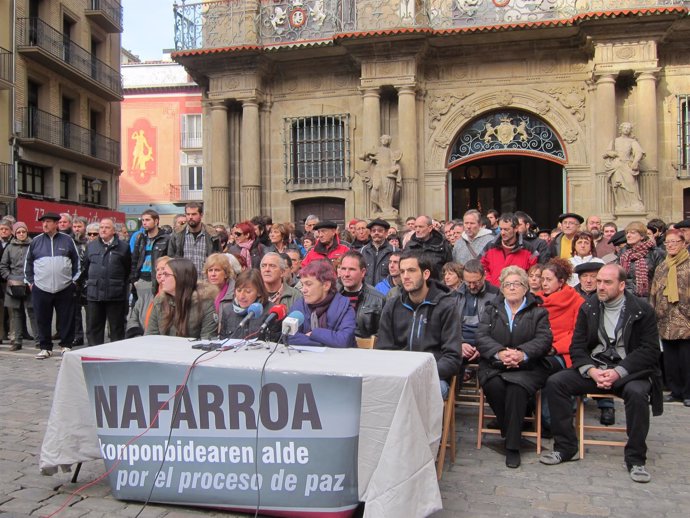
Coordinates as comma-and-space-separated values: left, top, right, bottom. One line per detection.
18, 107, 120, 168
181, 131, 202, 149
17, 18, 122, 101
169, 184, 203, 202
0, 162, 15, 198
0, 47, 11, 90
85, 0, 123, 33
173, 0, 690, 52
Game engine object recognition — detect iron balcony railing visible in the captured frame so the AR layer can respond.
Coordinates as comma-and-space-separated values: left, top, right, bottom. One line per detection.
19, 107, 120, 166
17, 17, 122, 97
169, 184, 203, 202
181, 131, 203, 149
0, 162, 15, 197
0, 47, 11, 85
86, 0, 124, 32
174, 0, 690, 51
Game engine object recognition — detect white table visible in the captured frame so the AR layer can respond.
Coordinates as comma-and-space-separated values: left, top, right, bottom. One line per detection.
40, 336, 443, 518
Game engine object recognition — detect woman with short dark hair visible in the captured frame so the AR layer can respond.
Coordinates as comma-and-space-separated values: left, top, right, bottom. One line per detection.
219, 269, 278, 340
289, 260, 356, 347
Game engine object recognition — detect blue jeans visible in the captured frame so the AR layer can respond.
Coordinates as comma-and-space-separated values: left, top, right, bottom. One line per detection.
441, 379, 449, 400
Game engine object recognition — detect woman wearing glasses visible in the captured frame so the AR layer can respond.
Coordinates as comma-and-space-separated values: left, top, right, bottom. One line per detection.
146, 258, 218, 339
226, 221, 265, 270
0, 222, 38, 351
650, 229, 690, 406
476, 266, 553, 468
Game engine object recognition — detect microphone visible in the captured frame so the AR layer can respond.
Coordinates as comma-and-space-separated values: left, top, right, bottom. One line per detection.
281, 310, 305, 337
233, 302, 263, 336
258, 304, 287, 337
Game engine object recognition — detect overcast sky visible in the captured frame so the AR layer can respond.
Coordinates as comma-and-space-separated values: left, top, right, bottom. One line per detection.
121, 0, 176, 61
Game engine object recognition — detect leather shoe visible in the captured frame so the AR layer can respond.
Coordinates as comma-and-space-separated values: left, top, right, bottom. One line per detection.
505, 449, 521, 469
600, 407, 615, 426
71, 339, 84, 347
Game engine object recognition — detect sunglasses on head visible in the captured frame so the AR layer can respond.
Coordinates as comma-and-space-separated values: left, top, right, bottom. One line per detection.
233, 231, 243, 237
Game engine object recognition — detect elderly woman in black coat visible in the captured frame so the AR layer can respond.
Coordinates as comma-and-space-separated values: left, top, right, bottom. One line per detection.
477, 265, 553, 469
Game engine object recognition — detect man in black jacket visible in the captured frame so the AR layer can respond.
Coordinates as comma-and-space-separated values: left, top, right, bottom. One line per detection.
360, 218, 395, 287
81, 218, 132, 346
376, 249, 463, 399
540, 264, 662, 483
131, 209, 170, 295
404, 215, 452, 280
338, 251, 384, 339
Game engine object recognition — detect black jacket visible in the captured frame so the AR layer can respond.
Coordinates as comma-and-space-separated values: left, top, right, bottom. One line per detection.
570, 291, 662, 415
404, 229, 452, 280
360, 240, 396, 287
476, 292, 553, 394
522, 232, 551, 264
131, 229, 170, 287
376, 280, 463, 381
81, 237, 132, 302
226, 239, 266, 270
339, 283, 385, 338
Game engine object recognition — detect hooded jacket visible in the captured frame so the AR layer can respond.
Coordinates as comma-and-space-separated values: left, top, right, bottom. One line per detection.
480, 234, 538, 286
537, 284, 584, 367
476, 292, 553, 394
146, 282, 219, 340
452, 228, 495, 265
376, 280, 463, 381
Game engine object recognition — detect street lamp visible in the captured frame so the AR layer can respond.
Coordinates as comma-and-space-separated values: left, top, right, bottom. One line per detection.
91, 179, 103, 193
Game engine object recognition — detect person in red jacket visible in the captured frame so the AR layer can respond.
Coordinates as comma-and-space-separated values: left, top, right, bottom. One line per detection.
302, 220, 349, 267
538, 258, 583, 369
481, 213, 538, 286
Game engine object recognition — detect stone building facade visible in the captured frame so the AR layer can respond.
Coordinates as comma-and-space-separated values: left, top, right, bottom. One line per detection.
173, 0, 690, 229
7, 0, 123, 224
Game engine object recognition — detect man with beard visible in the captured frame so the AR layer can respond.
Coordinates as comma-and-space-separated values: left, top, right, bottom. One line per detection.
516, 210, 550, 264
376, 249, 463, 399
360, 218, 396, 287
167, 202, 220, 278
481, 213, 538, 286
453, 210, 495, 265
132, 209, 171, 295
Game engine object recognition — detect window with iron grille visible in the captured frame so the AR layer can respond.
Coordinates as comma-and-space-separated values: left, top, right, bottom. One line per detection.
284, 114, 350, 190
181, 113, 202, 149
678, 95, 690, 178
18, 162, 44, 195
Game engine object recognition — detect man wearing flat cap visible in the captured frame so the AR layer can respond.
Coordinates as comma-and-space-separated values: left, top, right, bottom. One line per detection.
302, 220, 350, 267
549, 212, 584, 260
573, 261, 605, 299
24, 212, 81, 359
360, 218, 397, 286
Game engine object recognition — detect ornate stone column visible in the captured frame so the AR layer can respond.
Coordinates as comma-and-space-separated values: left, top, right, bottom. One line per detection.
636, 70, 659, 215
209, 101, 230, 224
397, 85, 418, 218
241, 98, 261, 220
360, 88, 381, 217
594, 73, 617, 218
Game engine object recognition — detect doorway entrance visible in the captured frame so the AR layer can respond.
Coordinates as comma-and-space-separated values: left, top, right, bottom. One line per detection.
449, 156, 564, 231
293, 197, 345, 233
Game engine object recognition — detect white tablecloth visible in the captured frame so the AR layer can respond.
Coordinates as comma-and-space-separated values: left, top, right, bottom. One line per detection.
40, 336, 443, 518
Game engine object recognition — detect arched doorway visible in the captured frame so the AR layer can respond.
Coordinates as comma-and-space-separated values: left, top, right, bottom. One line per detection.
447, 109, 567, 229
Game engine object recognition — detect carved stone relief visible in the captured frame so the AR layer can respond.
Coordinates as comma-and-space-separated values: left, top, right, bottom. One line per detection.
428, 94, 468, 129
538, 86, 586, 122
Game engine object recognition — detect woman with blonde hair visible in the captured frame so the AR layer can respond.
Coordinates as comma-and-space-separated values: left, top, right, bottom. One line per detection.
203, 253, 236, 315
126, 256, 171, 338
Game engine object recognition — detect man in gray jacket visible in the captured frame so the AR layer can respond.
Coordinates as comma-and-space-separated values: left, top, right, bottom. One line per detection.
453, 209, 495, 265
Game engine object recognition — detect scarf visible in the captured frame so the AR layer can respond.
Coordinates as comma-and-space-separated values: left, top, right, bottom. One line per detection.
214, 282, 230, 313
619, 239, 655, 297
663, 248, 689, 304
267, 282, 285, 304
237, 239, 254, 268
308, 291, 335, 330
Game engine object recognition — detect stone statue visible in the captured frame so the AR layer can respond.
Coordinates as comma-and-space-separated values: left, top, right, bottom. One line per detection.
359, 135, 402, 217
603, 122, 645, 213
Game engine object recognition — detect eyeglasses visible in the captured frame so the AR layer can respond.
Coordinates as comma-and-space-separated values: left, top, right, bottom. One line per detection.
87, 232, 99, 236
159, 271, 175, 278
665, 240, 684, 245
502, 282, 525, 289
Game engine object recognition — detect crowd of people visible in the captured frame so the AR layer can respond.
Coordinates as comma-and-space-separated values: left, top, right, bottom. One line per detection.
1, 202, 689, 483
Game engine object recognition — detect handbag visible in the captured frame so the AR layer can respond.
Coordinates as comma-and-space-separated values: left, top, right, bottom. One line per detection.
7, 279, 28, 299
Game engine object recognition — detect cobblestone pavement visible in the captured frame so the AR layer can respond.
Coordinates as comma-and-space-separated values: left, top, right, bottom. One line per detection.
2, 345, 690, 517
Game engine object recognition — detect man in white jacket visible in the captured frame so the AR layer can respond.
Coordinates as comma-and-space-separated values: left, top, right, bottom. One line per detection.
452, 209, 495, 265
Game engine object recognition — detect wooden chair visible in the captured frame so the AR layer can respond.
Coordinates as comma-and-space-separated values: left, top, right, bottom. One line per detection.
456, 363, 481, 409
476, 388, 542, 454
436, 375, 458, 479
576, 393, 626, 459
355, 336, 376, 349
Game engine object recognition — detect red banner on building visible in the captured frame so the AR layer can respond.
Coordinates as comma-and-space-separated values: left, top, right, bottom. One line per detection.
16, 197, 126, 233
